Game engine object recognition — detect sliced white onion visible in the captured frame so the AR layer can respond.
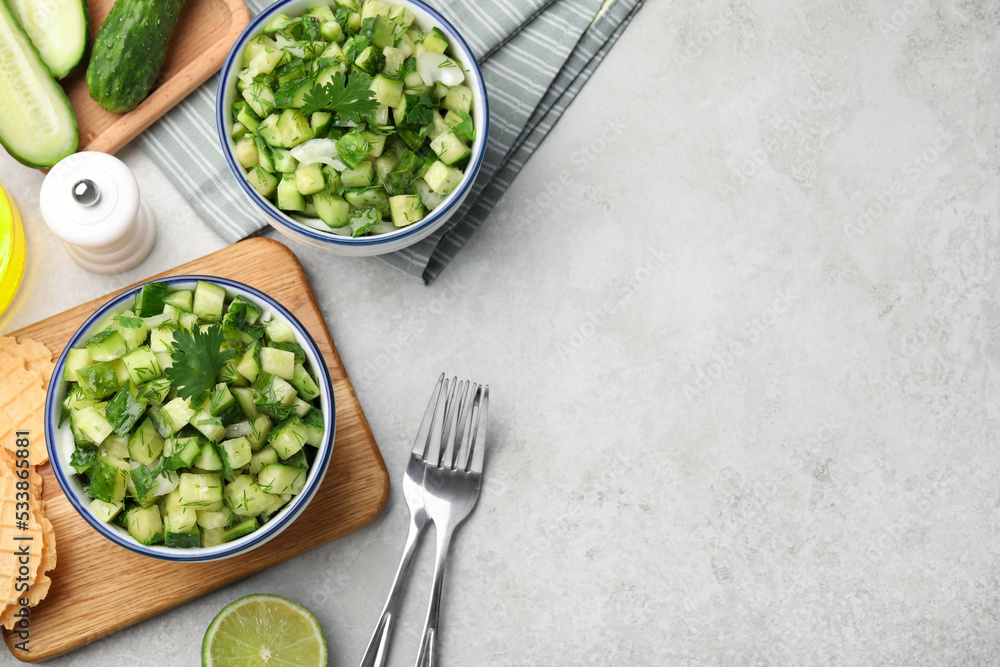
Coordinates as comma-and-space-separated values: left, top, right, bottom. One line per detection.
290, 139, 347, 170
416, 52, 465, 87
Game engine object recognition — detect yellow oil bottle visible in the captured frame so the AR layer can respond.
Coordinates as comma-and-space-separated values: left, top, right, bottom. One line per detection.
0, 184, 26, 318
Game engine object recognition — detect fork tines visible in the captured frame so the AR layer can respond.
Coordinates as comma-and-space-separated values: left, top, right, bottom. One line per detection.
428, 375, 488, 474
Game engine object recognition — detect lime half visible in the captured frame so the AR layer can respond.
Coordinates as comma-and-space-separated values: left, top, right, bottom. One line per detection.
202, 594, 328, 666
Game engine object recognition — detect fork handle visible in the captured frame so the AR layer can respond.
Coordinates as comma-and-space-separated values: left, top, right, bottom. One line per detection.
359, 514, 428, 667
414, 524, 456, 667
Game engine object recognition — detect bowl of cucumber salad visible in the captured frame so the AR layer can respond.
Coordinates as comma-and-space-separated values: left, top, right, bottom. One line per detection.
216, 0, 489, 256
45, 277, 336, 562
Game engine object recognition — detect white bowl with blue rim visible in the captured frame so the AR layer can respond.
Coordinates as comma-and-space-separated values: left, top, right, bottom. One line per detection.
44, 276, 336, 562
216, 0, 489, 256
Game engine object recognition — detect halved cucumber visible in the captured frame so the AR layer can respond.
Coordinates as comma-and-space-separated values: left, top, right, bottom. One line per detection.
0, 0, 78, 167
6, 0, 88, 79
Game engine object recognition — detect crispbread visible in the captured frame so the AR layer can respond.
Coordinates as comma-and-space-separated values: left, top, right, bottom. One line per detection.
0, 336, 54, 389
0, 358, 48, 466
0, 472, 44, 630
0, 335, 57, 628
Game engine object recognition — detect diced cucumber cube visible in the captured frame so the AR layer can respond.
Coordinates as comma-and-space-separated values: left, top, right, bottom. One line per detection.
310, 111, 333, 137
105, 388, 147, 436
341, 161, 374, 188
222, 517, 260, 542
220, 436, 252, 472
112, 313, 149, 350
127, 505, 164, 545
135, 282, 169, 317
248, 46, 285, 76
344, 187, 388, 212
72, 405, 114, 445
161, 397, 196, 436
234, 136, 258, 168
273, 108, 313, 149
87, 329, 128, 361
289, 363, 320, 401
77, 361, 120, 399
190, 408, 227, 443
302, 408, 324, 447
111, 359, 131, 386
269, 416, 309, 459
201, 527, 226, 547
312, 192, 350, 228
295, 162, 325, 195
260, 347, 296, 380
361, 0, 391, 20
354, 45, 386, 74
137, 376, 171, 405
249, 446, 280, 475
258, 463, 307, 495
164, 527, 201, 549
121, 346, 161, 385
389, 194, 425, 227
423, 26, 449, 54
64, 348, 94, 382
127, 418, 164, 465
101, 433, 131, 460
382, 46, 405, 77
247, 415, 274, 451
208, 382, 237, 416
177, 472, 224, 510
225, 475, 278, 518
273, 147, 298, 173
90, 498, 124, 523
264, 319, 297, 343
88, 458, 128, 503
370, 73, 403, 107
195, 442, 224, 471
430, 130, 470, 165
277, 173, 307, 212
242, 34, 275, 67
423, 160, 464, 195
442, 85, 473, 115
193, 280, 227, 322
236, 344, 260, 383
197, 506, 235, 529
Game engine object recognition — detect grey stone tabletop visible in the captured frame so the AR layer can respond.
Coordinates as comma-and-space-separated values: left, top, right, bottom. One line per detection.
2, 0, 999, 664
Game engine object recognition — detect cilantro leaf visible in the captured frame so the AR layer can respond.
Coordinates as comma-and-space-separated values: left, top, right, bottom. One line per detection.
165, 325, 236, 404
300, 72, 379, 122
401, 92, 434, 128
453, 111, 475, 143
114, 315, 144, 328
70, 445, 98, 474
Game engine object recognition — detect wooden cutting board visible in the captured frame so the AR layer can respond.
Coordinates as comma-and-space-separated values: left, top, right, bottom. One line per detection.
1, 238, 389, 662
66, 0, 251, 155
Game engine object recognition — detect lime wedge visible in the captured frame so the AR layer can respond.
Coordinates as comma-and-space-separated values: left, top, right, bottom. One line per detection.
202, 594, 328, 666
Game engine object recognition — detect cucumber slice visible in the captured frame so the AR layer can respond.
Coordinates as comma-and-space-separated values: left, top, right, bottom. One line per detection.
6, 0, 87, 79
0, 0, 78, 167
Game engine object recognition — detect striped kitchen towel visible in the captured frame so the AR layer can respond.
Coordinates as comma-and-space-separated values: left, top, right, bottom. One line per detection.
138, 0, 645, 283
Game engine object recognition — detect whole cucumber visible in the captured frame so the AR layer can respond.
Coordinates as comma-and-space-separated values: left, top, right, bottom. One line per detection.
86, 0, 187, 113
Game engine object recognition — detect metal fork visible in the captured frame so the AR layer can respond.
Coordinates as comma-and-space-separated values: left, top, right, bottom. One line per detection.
414, 378, 488, 667
358, 374, 446, 667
